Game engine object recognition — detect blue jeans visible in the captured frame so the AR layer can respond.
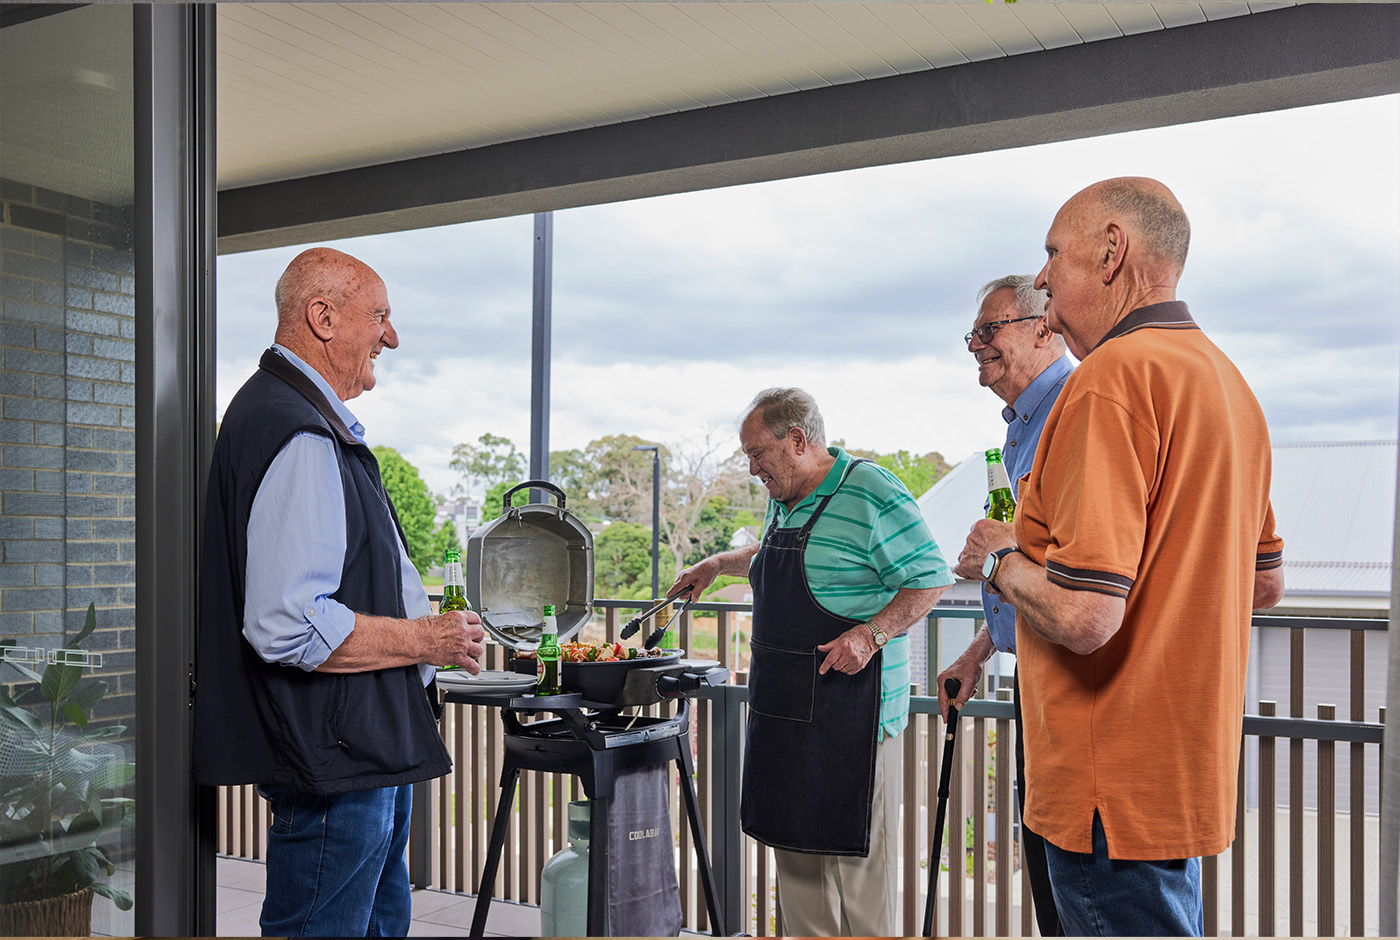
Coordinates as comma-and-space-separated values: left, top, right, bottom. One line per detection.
1043, 811, 1203, 937
257, 783, 413, 937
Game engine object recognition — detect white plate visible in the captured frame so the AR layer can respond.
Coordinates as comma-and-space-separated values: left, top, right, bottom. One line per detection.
435, 669, 536, 693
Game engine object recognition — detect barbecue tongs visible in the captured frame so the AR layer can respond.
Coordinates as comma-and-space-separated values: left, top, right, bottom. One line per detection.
619, 586, 695, 649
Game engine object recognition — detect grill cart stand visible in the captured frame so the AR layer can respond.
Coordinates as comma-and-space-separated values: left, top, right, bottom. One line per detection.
447, 687, 726, 937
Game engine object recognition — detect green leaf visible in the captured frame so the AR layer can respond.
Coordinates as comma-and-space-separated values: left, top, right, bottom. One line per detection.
92, 881, 135, 911
70, 846, 101, 885
40, 661, 83, 707
67, 810, 102, 837
2, 658, 45, 686
0, 700, 43, 736
61, 701, 88, 728
71, 602, 98, 648
68, 679, 108, 714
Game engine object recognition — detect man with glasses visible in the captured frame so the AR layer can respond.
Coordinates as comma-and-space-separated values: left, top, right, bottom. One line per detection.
956, 178, 1284, 936
938, 274, 1071, 937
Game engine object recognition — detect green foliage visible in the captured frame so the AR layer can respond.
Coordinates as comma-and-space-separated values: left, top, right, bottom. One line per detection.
450, 433, 525, 498
594, 522, 675, 600
479, 480, 516, 524
0, 604, 135, 911
372, 446, 437, 575
875, 449, 951, 498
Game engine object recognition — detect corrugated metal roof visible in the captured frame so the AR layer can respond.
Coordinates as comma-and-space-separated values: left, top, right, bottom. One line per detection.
1271, 440, 1396, 596
917, 449, 991, 566
918, 440, 1397, 598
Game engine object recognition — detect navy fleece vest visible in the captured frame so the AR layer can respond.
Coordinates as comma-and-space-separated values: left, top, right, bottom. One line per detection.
192, 350, 450, 794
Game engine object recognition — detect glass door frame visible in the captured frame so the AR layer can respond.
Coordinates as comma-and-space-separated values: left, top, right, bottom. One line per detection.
133, 4, 217, 935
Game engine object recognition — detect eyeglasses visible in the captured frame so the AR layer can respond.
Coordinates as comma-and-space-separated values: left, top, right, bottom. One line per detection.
964, 315, 1041, 347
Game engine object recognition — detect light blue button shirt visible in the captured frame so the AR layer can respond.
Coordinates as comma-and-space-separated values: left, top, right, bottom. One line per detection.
243, 345, 434, 685
982, 354, 1074, 653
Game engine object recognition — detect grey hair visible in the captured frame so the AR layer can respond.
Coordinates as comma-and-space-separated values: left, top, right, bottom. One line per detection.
740, 387, 826, 449
1097, 181, 1191, 271
976, 274, 1047, 320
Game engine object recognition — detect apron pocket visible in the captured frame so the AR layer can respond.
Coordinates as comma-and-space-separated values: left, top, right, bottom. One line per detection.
748, 639, 816, 722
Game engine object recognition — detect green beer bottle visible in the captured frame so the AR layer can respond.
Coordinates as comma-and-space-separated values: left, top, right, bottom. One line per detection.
440, 547, 471, 613
536, 604, 561, 696
985, 448, 1015, 523
438, 548, 471, 671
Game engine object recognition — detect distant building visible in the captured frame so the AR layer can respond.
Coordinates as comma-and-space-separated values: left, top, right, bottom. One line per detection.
729, 525, 760, 550
437, 498, 482, 553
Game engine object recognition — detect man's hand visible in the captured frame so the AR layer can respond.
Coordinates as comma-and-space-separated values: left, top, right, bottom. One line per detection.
953, 518, 1018, 582
424, 610, 485, 675
936, 628, 993, 722
669, 556, 722, 600
669, 544, 759, 601
817, 624, 878, 676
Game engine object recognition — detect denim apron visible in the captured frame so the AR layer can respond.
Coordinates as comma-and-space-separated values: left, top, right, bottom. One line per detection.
740, 462, 882, 856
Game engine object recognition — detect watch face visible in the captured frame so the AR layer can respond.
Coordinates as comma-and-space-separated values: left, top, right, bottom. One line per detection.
982, 552, 999, 581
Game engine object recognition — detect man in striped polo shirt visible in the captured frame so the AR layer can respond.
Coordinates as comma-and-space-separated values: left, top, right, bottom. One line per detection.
673, 387, 953, 937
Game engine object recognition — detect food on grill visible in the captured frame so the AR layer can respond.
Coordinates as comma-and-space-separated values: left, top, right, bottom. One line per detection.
514, 642, 672, 663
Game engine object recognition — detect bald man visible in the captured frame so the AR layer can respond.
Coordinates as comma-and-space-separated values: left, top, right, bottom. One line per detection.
956, 179, 1285, 936
194, 248, 484, 937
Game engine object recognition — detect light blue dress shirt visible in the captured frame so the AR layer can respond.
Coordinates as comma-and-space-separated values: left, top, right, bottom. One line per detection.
982, 354, 1074, 653
243, 345, 434, 685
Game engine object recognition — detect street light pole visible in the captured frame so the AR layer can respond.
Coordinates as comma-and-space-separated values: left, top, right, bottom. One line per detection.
632, 444, 660, 600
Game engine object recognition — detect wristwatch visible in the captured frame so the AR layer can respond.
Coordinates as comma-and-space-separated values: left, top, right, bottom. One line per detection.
981, 547, 1020, 594
865, 622, 889, 647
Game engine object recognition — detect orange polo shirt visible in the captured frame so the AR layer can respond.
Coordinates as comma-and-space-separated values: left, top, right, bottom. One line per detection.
1014, 302, 1283, 860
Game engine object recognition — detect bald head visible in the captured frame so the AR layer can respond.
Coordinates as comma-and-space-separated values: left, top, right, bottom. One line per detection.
274, 247, 382, 343
1075, 177, 1191, 276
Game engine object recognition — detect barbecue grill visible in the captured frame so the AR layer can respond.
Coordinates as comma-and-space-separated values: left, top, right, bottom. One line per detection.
442, 481, 729, 937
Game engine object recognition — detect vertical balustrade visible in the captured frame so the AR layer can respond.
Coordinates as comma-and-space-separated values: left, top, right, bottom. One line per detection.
1259, 700, 1277, 937
1318, 703, 1336, 936
995, 688, 1012, 937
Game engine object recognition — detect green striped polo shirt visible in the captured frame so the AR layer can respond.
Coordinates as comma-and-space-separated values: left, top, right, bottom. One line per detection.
755, 447, 953, 739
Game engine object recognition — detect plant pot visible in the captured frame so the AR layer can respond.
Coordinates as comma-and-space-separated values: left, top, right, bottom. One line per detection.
0, 886, 93, 937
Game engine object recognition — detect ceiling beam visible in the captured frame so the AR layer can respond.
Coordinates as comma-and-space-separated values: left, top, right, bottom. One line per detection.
218, 3, 1400, 254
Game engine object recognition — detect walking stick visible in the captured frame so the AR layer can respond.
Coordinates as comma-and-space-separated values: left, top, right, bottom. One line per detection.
922, 677, 962, 938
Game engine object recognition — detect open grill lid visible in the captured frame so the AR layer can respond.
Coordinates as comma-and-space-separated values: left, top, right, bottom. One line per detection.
464, 481, 594, 649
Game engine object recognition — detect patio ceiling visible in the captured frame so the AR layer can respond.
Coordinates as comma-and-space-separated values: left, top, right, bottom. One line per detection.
205, 2, 1400, 251
217, 1, 1291, 191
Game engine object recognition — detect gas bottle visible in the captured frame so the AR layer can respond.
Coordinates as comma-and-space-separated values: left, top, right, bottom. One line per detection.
540, 800, 598, 936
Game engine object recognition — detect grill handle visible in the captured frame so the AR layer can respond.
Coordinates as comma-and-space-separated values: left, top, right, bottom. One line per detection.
657, 665, 729, 698
501, 480, 566, 512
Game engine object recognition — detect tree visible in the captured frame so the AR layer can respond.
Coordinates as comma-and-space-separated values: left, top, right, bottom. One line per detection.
831, 439, 952, 499
480, 479, 515, 524
449, 432, 526, 499
431, 519, 461, 567
594, 522, 674, 601
655, 429, 755, 580
876, 450, 952, 498
373, 446, 437, 576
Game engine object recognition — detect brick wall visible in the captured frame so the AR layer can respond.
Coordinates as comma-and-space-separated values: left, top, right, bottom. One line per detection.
0, 176, 136, 723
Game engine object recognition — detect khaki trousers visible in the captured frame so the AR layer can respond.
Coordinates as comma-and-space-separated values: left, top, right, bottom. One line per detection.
773, 734, 900, 937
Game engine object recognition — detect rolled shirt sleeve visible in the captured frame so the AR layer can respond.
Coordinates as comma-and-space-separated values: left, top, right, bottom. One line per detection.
244, 432, 357, 670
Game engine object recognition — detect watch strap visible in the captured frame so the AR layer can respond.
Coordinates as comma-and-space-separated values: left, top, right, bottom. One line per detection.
986, 546, 1019, 594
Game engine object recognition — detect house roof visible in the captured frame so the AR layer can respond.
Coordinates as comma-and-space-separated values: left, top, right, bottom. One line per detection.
918, 440, 1397, 599
1270, 440, 1396, 596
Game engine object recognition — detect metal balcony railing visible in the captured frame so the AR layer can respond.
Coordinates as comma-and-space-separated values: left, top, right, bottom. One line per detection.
214, 601, 1387, 937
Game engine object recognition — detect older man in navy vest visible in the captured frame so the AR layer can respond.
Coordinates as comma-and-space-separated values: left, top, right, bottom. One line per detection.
194, 247, 484, 937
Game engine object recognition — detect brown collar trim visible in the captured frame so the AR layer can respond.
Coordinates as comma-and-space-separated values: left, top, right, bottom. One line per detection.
1095, 301, 1198, 351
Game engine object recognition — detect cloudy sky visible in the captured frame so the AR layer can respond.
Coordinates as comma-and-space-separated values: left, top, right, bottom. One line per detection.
217, 94, 1400, 500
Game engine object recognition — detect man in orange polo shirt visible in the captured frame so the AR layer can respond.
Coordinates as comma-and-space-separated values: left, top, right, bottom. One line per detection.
956, 177, 1284, 936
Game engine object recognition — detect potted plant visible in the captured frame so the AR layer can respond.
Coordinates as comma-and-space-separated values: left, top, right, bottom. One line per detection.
0, 603, 135, 936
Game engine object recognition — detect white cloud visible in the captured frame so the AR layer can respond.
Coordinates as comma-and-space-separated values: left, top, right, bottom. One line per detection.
217, 94, 1400, 496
